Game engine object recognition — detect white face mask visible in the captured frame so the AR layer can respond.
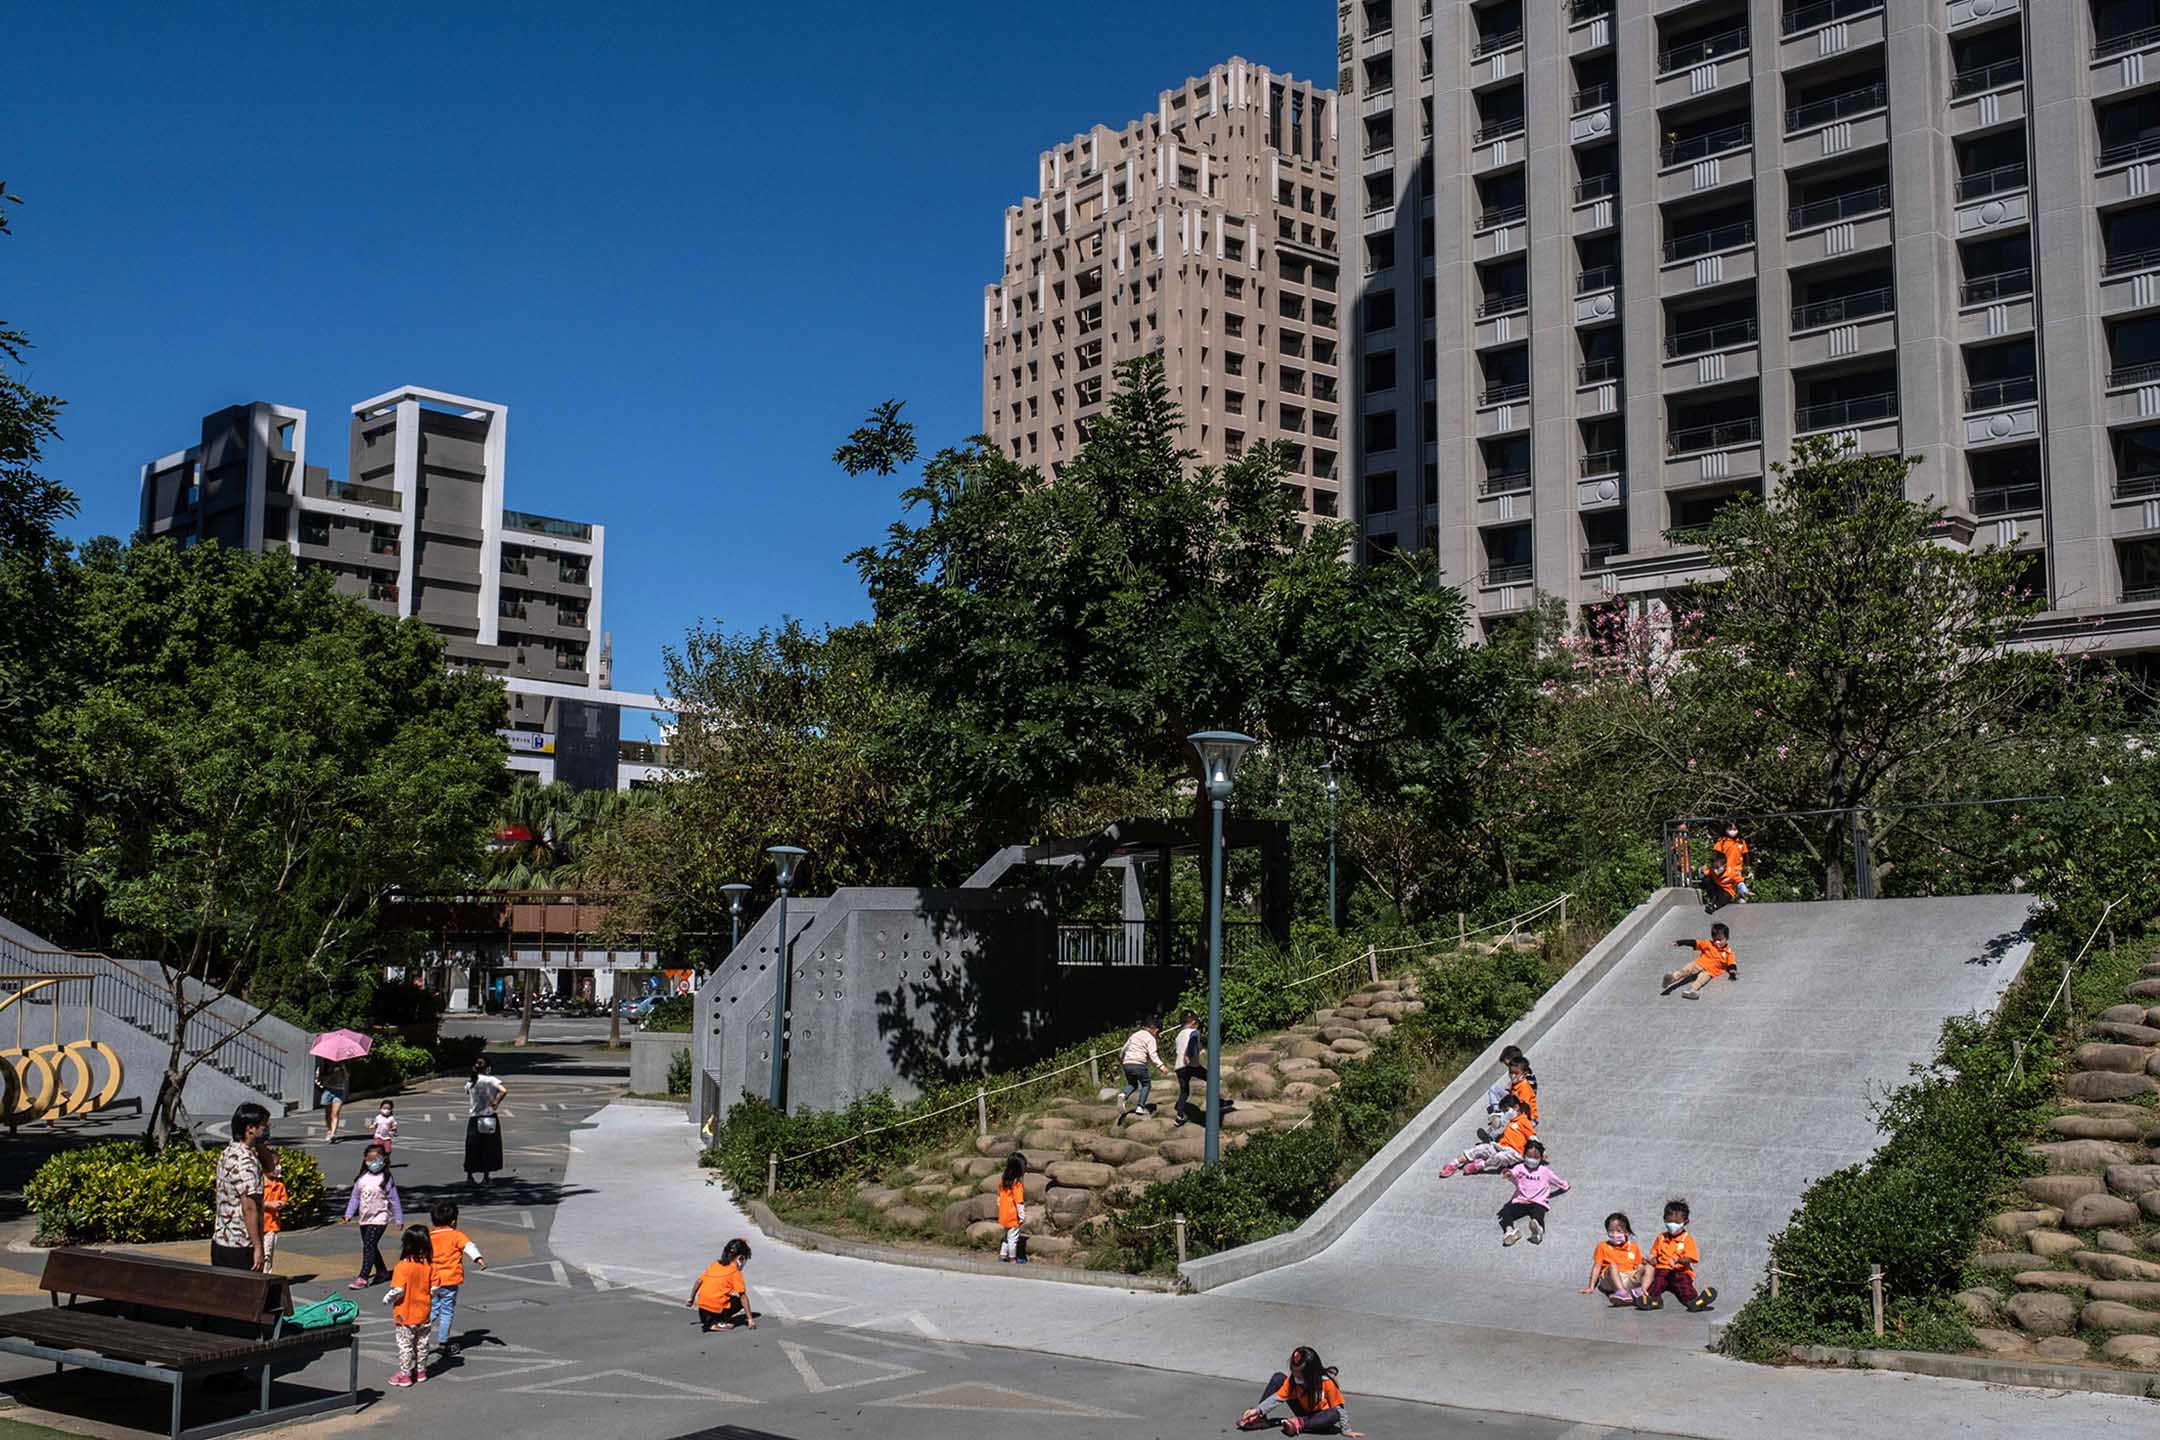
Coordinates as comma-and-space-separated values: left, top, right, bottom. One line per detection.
1608, 1232, 1627, 1245
1665, 1221, 1685, 1234
1524, 1159, 1542, 1170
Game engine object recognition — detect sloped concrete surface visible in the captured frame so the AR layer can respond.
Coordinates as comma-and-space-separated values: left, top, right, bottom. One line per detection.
1215, 896, 2037, 1350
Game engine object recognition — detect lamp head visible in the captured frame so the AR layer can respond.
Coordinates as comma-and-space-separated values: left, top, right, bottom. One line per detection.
720, 882, 751, 913
766, 845, 807, 889
1321, 761, 1339, 798
1186, 730, 1256, 802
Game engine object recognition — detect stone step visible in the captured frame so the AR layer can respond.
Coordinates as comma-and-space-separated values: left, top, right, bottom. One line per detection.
2074, 1043, 2155, 1075
2028, 1139, 2139, 1173
2061, 1071, 2158, 1102
2047, 1114, 2147, 1142
2089, 1022, 2160, 1047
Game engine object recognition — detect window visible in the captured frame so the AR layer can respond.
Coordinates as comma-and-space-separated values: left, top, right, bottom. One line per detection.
1367, 231, 1397, 274
1365, 350, 1398, 392
1365, 289, 1398, 331
1365, 471, 1400, 514
1365, 411, 1400, 453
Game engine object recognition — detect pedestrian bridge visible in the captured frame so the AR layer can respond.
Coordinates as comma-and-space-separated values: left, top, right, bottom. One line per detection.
1202, 892, 2036, 1350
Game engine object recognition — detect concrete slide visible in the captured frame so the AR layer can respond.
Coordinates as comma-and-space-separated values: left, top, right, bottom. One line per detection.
1213, 895, 2037, 1350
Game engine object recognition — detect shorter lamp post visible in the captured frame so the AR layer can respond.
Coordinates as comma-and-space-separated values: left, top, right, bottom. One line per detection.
765, 846, 807, 1110
720, 882, 752, 953
1321, 762, 1340, 932
1187, 729, 1255, 1167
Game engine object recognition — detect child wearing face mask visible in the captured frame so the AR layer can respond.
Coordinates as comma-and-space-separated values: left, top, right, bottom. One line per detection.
1438, 1093, 1534, 1178
1496, 1140, 1569, 1246
1477, 1048, 1537, 1141
371, 1099, 399, 1153
341, 1142, 404, 1289
1583, 1211, 1650, 1306
1640, 1198, 1717, 1312
687, 1237, 756, 1331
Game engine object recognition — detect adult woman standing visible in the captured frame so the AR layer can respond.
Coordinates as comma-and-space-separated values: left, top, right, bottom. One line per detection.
316, 1058, 352, 1143
464, 1056, 507, 1186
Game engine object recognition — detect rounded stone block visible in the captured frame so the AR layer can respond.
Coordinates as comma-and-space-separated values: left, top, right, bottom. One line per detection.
1222, 1107, 1274, 1130
1276, 1057, 1321, 1075
1954, 1288, 1999, 1322
1121, 1117, 1173, 1141
1235, 1048, 1281, 1069
1080, 1135, 1147, 1166
2076, 1043, 2155, 1074
1027, 1235, 1076, 1258
2087, 1280, 2160, 1304
1354, 1018, 1394, 1037
1157, 1162, 1197, 1183
2083, 1301, 2160, 1335
2021, 1174, 2105, 1207
1969, 1327, 2032, 1356
1285, 1039, 1334, 1062
2098, 1230, 2143, 1255
1236, 1068, 1281, 1099
2090, 1022, 2160, 1046
966, 1219, 1005, 1246
1045, 1185, 1097, 1218
1305, 1068, 1341, 1087
1328, 1038, 1371, 1057
1159, 1134, 1206, 1165
1970, 1251, 2040, 1273
2140, 1191, 2160, 1221
1118, 1154, 1168, 1181
974, 1133, 1018, 1156
2061, 1072, 2158, 1102
1045, 1160, 1115, 1190
975, 1171, 1049, 1201
936, 1194, 998, 1233
1015, 1148, 1067, 1173
2027, 1230, 2085, 1259
2073, 1251, 2160, 1282
2100, 1334, 2160, 1366
2006, 1291, 2079, 1335
2011, 1270, 2089, 1293
1316, 1025, 1366, 1044
1986, 1208, 2061, 1239
952, 1156, 1003, 1181
2065, 1193, 2143, 1228
2033, 1337, 2092, 1362
2098, 1004, 2153, 1026
1020, 1129, 1075, 1154
2107, 1163, 2160, 1196
1281, 1082, 1322, 1104
2126, 979, 2160, 1000
2049, 1115, 2149, 1142
2029, 1139, 2138, 1172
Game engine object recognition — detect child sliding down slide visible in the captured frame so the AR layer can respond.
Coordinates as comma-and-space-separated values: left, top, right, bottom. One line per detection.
1437, 1093, 1534, 1177
1496, 1140, 1568, 1246
1582, 1211, 1651, 1306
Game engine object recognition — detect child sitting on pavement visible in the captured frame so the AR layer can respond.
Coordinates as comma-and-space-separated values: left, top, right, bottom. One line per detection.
1640, 1199, 1717, 1313
1438, 1092, 1534, 1178
1497, 1139, 1569, 1246
1661, 922, 1738, 999
1582, 1211, 1651, 1306
1237, 1346, 1361, 1436
686, 1238, 757, 1332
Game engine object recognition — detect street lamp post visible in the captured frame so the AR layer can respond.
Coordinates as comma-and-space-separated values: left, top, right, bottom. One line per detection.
720, 883, 752, 953
1322, 762, 1340, 932
764, 846, 807, 1110
1187, 730, 1255, 1168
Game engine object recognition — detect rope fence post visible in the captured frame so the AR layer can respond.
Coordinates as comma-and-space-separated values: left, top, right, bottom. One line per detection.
1769, 1267, 1779, 1300
1367, 946, 1379, 984
1870, 1264, 1884, 1338
1175, 1214, 1187, 1266
975, 1087, 988, 1138
766, 1152, 777, 1199
1457, 912, 1465, 945
1088, 1054, 1099, 1087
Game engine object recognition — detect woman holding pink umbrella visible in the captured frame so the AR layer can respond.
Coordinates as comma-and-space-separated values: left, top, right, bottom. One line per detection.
312, 1030, 371, 1144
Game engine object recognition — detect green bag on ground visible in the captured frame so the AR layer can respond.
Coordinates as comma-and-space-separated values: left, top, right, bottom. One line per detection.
286, 1295, 358, 1329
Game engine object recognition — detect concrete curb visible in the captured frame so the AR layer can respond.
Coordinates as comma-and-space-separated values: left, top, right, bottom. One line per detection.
742, 1198, 1185, 1294
1178, 887, 1694, 1291
1790, 1343, 2160, 1399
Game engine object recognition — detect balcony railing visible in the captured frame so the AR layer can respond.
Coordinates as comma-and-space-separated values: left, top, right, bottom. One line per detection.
316, 477, 399, 509
1783, 0, 1879, 35
2099, 132, 2160, 167
2109, 359, 2160, 388
1966, 376, 2038, 410
1479, 291, 1530, 318
1475, 117, 1527, 145
1474, 27, 1525, 57
1668, 417, 1761, 454
1481, 469, 1533, 495
1795, 390, 1899, 430
2104, 245, 2160, 276
1574, 83, 1614, 112
1576, 173, 1618, 202
1960, 269, 2033, 305
1951, 58, 2024, 97
1481, 562, 1535, 586
2096, 25, 2160, 60
1580, 356, 1623, 384
503, 510, 594, 541
1577, 263, 1619, 293
1955, 161, 2029, 201
1583, 543, 1627, 570
2118, 471, 2160, 498
1973, 482, 2043, 516
1792, 285, 1894, 329
1788, 183, 1890, 231
1667, 316, 1758, 357
1570, 0, 1613, 18
1786, 82, 1887, 133
1664, 218, 1755, 261
1481, 380, 1532, 405
2126, 583, 2160, 603
1478, 203, 1527, 229
1663, 121, 1752, 167
1658, 26, 1748, 74
1581, 448, 1623, 476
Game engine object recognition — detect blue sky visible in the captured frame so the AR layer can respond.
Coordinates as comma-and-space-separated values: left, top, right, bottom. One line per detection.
12, 1, 1332, 704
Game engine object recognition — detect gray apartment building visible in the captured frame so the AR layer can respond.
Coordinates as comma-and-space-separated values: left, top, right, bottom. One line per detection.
985, 58, 1347, 531
1343, 0, 2160, 656
139, 386, 670, 789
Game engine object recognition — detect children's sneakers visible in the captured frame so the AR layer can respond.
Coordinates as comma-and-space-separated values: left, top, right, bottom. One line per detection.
413, 1368, 428, 1383
1684, 1288, 1719, 1312
390, 1372, 413, 1387
1526, 1218, 1545, 1245
1464, 1161, 1485, 1175
1501, 1228, 1522, 1246
1636, 1295, 1663, 1311
1682, 990, 1701, 1000
1437, 1161, 1459, 1178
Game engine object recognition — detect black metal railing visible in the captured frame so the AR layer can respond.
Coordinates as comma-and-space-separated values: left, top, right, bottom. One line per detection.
1786, 81, 1886, 133
1575, 83, 1614, 111
1792, 286, 1894, 329
1788, 183, 1890, 231
2099, 132, 2160, 167
1667, 417, 1762, 454
1956, 161, 2028, 201
2126, 583, 2160, 603
1667, 316, 1758, 357
1577, 263, 1619, 293
1481, 469, 1533, 495
1580, 356, 1623, 384
1581, 448, 1623, 476
2104, 245, 2160, 276
2097, 24, 2160, 60
1784, 0, 1879, 35
1482, 380, 1532, 405
1576, 172, 1618, 202
1478, 203, 1527, 228
1475, 117, 1527, 145
1662, 524, 1714, 546
1973, 482, 2042, 516
2118, 471, 2160, 498
1664, 218, 1755, 261
1661, 796, 2068, 900
1474, 27, 1525, 57
2110, 359, 2160, 388
1054, 919, 1268, 970
1479, 291, 1530, 317
1952, 58, 2023, 96
1658, 25, 1749, 74
1570, 0, 1613, 18
1795, 390, 1899, 430
1481, 562, 1535, 586
1583, 543, 1627, 570
1663, 121, 1752, 166
1960, 269, 2033, 305
1966, 376, 2038, 410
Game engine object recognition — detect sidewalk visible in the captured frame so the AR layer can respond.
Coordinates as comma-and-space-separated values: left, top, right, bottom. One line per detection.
552, 1103, 2159, 1440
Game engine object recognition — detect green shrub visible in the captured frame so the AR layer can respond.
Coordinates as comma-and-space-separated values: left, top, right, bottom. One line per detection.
1106, 1124, 1340, 1270
349, 1038, 436, 1093
28, 1142, 327, 1245
642, 996, 695, 1033
365, 982, 444, 1028
667, 1048, 693, 1097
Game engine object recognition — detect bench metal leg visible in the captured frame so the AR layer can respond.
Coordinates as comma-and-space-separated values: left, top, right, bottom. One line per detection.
170, 1375, 183, 1440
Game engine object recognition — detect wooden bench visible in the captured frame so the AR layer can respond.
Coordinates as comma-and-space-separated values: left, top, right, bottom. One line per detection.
0, 1249, 357, 1440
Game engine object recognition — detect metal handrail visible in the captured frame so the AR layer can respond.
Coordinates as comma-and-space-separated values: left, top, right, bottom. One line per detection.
1577, 264, 1619, 293
1481, 380, 1532, 405
1576, 173, 1618, 202
1480, 469, 1532, 495
1792, 286, 1894, 329
1785, 81, 1886, 133
1658, 26, 1748, 74
1581, 449, 1622, 476
1956, 161, 2028, 200
1570, 0, 1613, 17
1973, 482, 2042, 516
1966, 376, 2038, 410
1667, 418, 1761, 454
2104, 245, 2160, 276
1667, 316, 1758, 357
1951, 58, 2023, 96
1474, 27, 1525, 57
1795, 390, 1899, 430
1479, 291, 1529, 318
1788, 183, 1890, 230
1478, 203, 1527, 229
1663, 121, 1752, 166
2109, 359, 2160, 388
1583, 543, 1627, 569
2096, 24, 2160, 60
1960, 269, 2032, 305
2099, 133, 2160, 167
2124, 584, 2160, 603
1475, 117, 1527, 145
2117, 471, 2160, 498
1575, 83, 1614, 111
1783, 0, 1879, 35
1664, 218, 1754, 261
1580, 357, 1623, 384
1480, 563, 1534, 586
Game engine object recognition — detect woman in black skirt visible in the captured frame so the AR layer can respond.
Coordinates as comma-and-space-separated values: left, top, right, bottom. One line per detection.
464, 1056, 507, 1185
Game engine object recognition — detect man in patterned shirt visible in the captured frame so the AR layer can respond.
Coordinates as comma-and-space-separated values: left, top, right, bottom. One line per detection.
213, 1103, 271, 1271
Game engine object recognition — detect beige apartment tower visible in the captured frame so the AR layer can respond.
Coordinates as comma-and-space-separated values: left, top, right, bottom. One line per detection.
984, 58, 1346, 530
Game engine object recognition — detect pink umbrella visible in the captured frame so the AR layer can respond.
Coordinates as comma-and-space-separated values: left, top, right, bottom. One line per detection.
310, 1029, 373, 1062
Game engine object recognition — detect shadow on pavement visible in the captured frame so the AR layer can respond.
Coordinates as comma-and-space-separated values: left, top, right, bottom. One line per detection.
0, 1368, 376, 1438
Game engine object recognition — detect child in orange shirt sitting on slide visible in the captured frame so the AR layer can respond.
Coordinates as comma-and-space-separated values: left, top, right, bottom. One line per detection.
1639, 1199, 1717, 1313
1582, 1211, 1651, 1306
1437, 1093, 1535, 1178
1661, 923, 1738, 999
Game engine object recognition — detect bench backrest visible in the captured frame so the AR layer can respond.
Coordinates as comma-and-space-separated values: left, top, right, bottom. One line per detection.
40, 1249, 291, 1323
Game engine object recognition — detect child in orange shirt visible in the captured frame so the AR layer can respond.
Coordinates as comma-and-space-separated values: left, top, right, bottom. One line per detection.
382, 1224, 435, 1386
1661, 923, 1738, 999
1640, 1198, 1716, 1312
996, 1154, 1029, 1264
686, 1238, 755, 1332
1237, 1346, 1356, 1436
1437, 1093, 1534, 1177
1713, 821, 1752, 903
427, 1200, 488, 1361
258, 1151, 287, 1274
1581, 1210, 1650, 1306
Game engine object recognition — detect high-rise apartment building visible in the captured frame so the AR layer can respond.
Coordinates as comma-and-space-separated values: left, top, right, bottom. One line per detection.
1344, 0, 2160, 656
985, 58, 1347, 530
140, 386, 669, 789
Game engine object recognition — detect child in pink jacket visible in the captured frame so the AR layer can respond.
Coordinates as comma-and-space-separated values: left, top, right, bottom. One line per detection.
1497, 1139, 1568, 1247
